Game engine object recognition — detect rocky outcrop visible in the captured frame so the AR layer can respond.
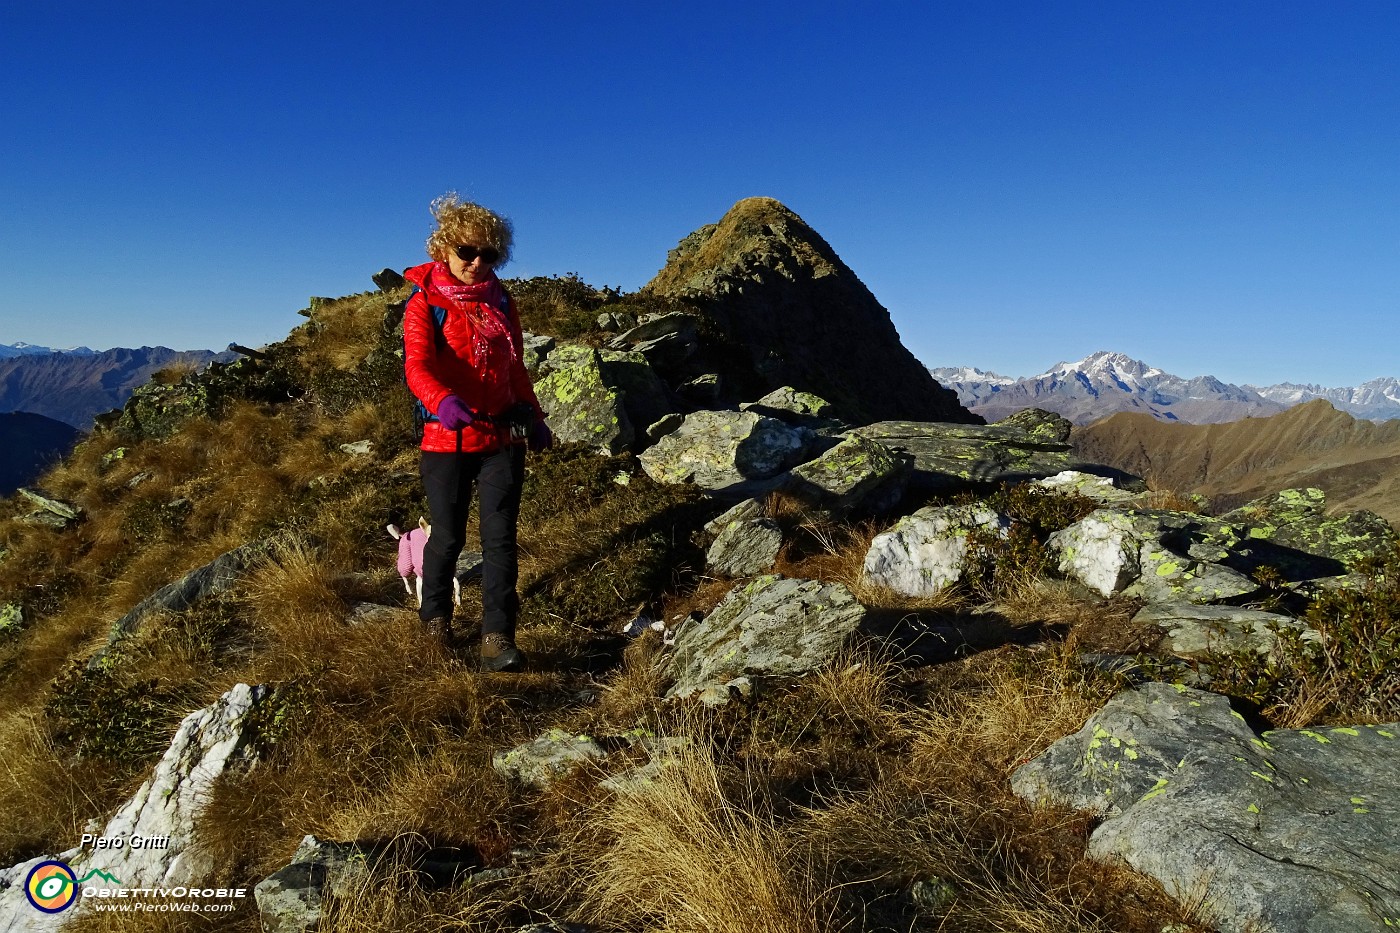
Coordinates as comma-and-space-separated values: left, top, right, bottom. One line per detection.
534, 346, 636, 454
665, 575, 867, 704
852, 412, 1106, 494
1047, 491, 1396, 606
638, 410, 813, 495
1132, 602, 1318, 660
784, 434, 913, 519
493, 729, 608, 789
644, 198, 977, 426
1219, 487, 1399, 572
0, 684, 268, 930
1013, 683, 1400, 933
534, 344, 678, 454
1048, 509, 1259, 604
14, 487, 83, 529
90, 539, 271, 668
255, 836, 370, 933
705, 512, 783, 578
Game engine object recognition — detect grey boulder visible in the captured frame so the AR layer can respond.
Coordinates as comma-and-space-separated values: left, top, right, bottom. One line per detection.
665, 575, 867, 704
1013, 682, 1400, 932
784, 433, 913, 518
863, 504, 1009, 596
638, 410, 813, 494
1133, 602, 1319, 661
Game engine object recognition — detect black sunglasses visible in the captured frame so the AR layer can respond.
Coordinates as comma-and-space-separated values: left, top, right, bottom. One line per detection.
454, 244, 500, 265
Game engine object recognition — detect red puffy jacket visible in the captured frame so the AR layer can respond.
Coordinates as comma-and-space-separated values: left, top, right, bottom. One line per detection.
402, 262, 543, 454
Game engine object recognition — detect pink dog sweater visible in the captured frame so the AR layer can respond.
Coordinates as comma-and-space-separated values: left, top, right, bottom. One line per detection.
397, 527, 428, 577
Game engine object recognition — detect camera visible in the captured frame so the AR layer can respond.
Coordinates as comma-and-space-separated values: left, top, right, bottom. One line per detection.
505, 403, 534, 442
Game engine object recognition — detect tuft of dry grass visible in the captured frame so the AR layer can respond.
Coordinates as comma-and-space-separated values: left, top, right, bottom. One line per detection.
0, 710, 126, 865
579, 736, 839, 933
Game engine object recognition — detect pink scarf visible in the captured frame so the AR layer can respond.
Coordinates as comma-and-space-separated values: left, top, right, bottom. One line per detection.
427, 262, 518, 366
431, 261, 506, 309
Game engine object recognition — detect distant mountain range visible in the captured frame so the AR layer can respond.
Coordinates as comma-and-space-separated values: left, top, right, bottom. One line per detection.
0, 342, 97, 358
930, 351, 1400, 425
0, 343, 233, 430
1073, 399, 1400, 526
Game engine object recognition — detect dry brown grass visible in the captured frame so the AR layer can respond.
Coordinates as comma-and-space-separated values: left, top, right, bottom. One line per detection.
796, 648, 1202, 932
294, 291, 403, 373
579, 736, 839, 933
0, 709, 127, 865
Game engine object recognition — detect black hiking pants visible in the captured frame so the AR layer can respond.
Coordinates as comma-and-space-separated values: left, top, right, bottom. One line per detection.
419, 444, 526, 636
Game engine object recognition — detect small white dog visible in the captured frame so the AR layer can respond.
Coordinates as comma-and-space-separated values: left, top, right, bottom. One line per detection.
387, 518, 460, 609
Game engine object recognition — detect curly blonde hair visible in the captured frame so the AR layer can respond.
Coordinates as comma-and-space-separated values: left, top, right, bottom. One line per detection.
425, 193, 514, 267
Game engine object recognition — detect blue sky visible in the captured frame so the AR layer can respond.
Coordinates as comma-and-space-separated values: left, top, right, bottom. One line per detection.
1, 2, 1395, 388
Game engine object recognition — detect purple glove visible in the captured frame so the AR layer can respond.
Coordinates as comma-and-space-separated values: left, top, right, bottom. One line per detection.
436, 395, 473, 431
528, 419, 554, 453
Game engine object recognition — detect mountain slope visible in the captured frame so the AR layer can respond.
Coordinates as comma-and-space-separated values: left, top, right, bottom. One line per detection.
1072, 399, 1400, 523
646, 197, 977, 425
0, 411, 81, 495
0, 346, 231, 429
931, 351, 1286, 425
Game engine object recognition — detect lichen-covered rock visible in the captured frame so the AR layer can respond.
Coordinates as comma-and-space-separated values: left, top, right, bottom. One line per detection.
1132, 536, 1258, 604
646, 412, 684, 443
863, 504, 1009, 596
665, 575, 867, 703
1033, 470, 1140, 505
1048, 509, 1259, 604
996, 407, 1074, 444
594, 347, 675, 439
1047, 509, 1143, 597
785, 434, 913, 518
1132, 602, 1319, 660
703, 497, 766, 537
16, 487, 84, 529
535, 345, 635, 453
608, 311, 700, 368
255, 836, 370, 933
522, 333, 556, 375
1221, 488, 1400, 572
852, 414, 1098, 493
638, 410, 812, 493
493, 729, 607, 789
1013, 682, 1400, 933
17, 487, 82, 521
740, 386, 835, 423
706, 516, 783, 577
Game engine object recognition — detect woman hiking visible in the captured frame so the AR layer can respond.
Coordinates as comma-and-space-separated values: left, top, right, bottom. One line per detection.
402, 193, 552, 672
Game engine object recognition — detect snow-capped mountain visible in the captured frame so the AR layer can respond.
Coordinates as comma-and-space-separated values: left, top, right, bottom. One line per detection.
0, 343, 96, 358
930, 352, 1400, 424
1247, 378, 1400, 422
930, 351, 1287, 425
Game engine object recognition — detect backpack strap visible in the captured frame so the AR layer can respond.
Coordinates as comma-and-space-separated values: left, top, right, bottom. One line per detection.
406, 286, 451, 438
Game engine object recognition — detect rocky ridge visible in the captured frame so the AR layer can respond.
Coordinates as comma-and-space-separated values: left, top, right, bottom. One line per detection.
4, 201, 1399, 933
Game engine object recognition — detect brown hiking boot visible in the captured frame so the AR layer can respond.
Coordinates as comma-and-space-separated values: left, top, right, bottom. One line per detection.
479, 632, 526, 673
423, 616, 451, 649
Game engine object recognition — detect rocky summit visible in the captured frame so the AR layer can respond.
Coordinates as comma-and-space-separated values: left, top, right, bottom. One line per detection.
645, 197, 977, 426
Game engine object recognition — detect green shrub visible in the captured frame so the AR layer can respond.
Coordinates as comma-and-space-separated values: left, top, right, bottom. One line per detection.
45, 660, 178, 765
1201, 546, 1400, 723
957, 482, 1099, 600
